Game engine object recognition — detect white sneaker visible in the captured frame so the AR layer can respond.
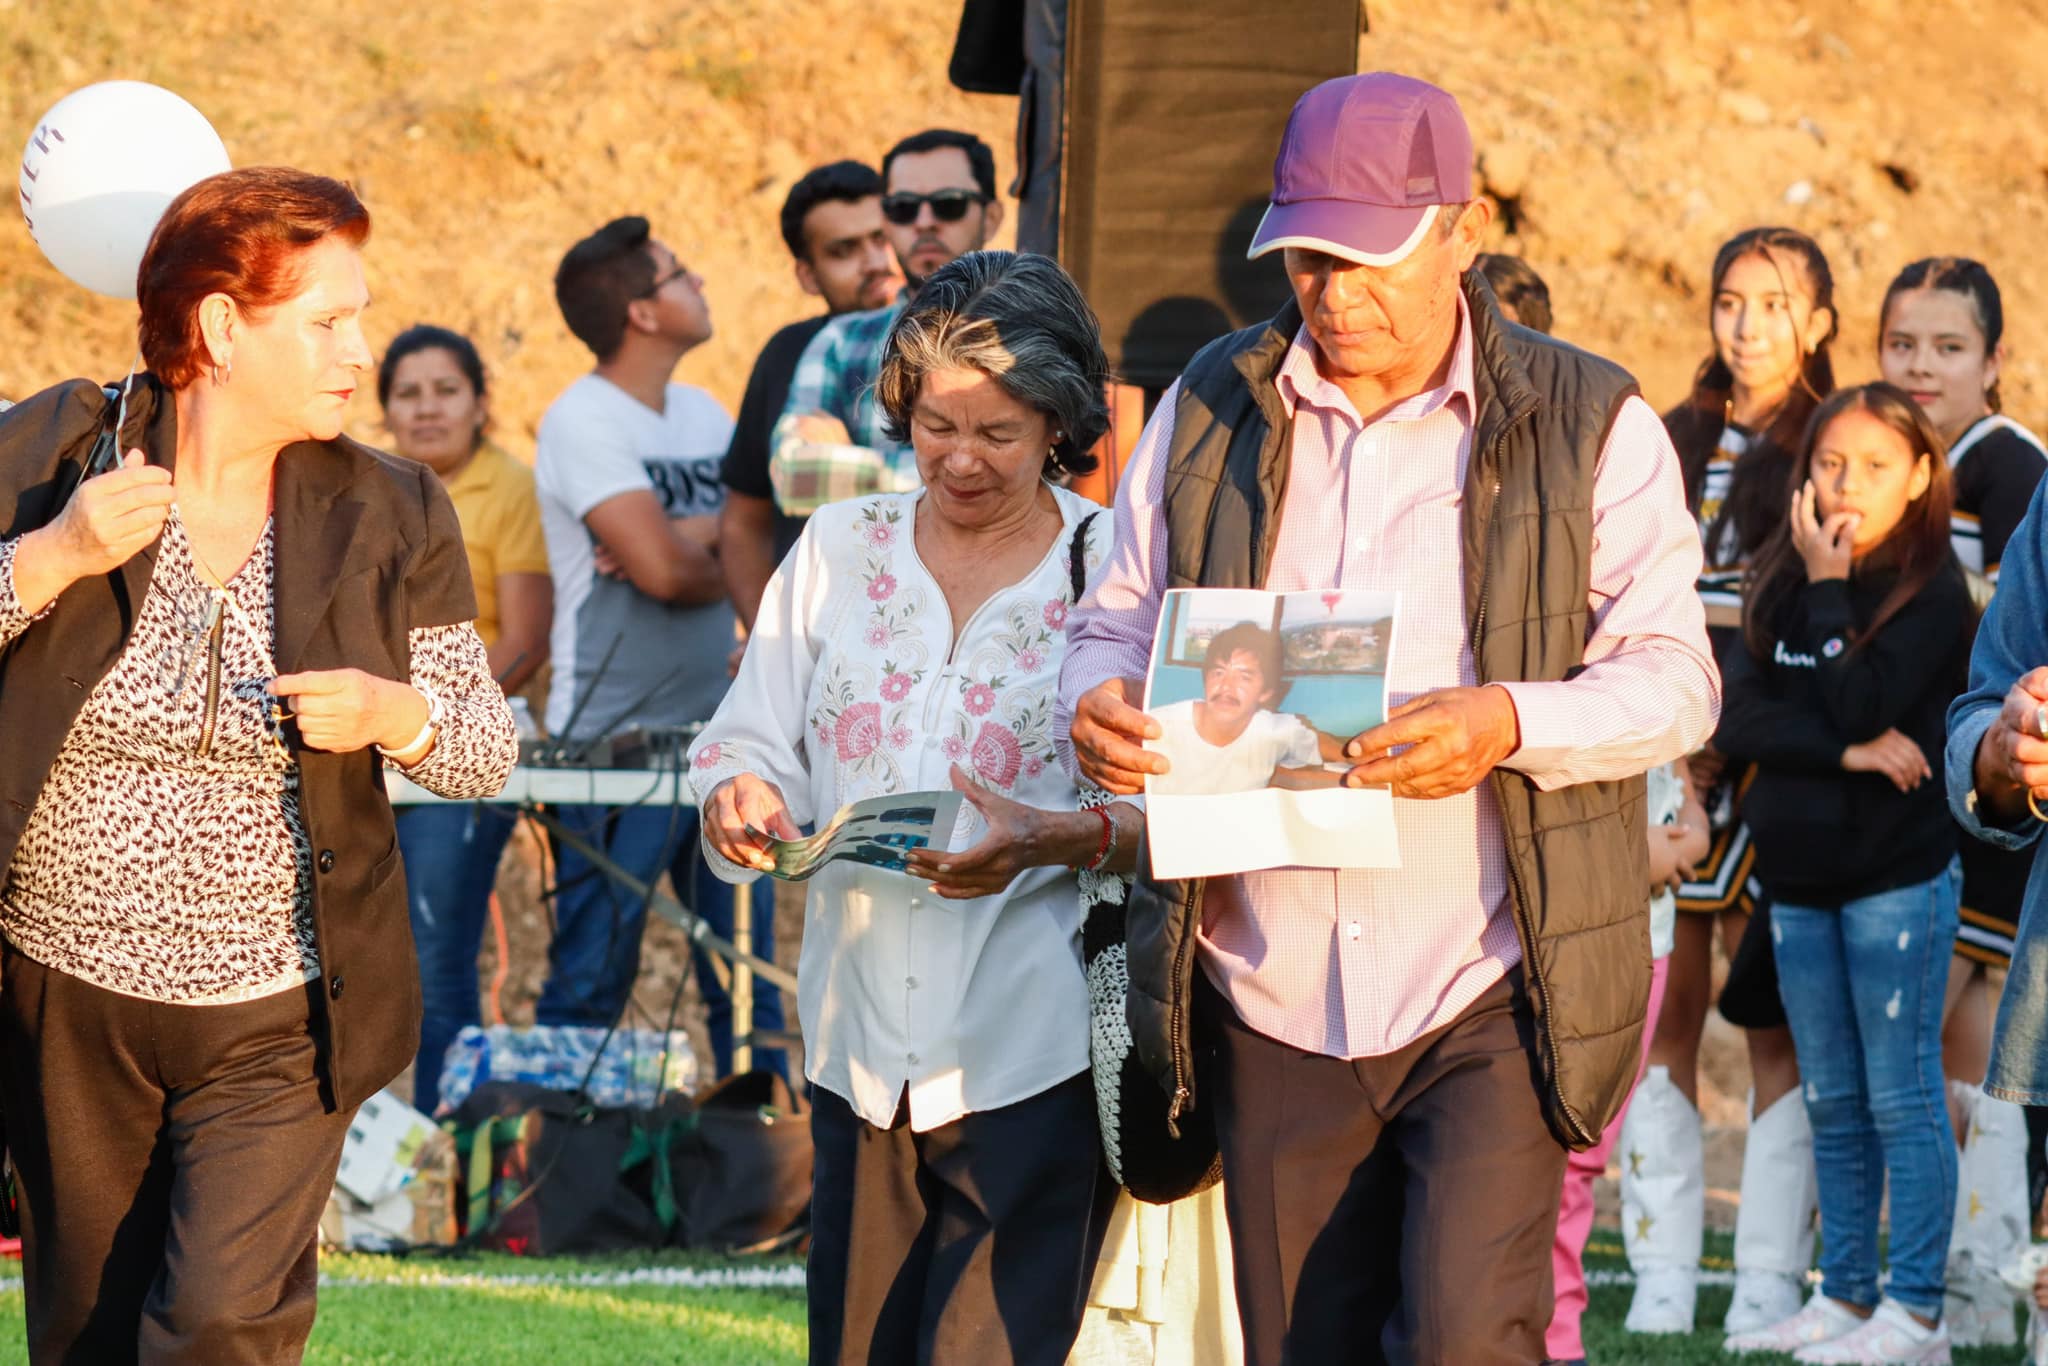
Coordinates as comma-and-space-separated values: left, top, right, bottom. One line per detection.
1623, 1264, 1696, 1334
1792, 1298, 1951, 1364
1726, 1268, 1808, 1335
1725, 1294, 1864, 1355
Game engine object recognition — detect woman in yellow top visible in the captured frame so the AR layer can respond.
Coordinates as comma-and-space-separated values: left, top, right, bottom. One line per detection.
380, 324, 552, 1109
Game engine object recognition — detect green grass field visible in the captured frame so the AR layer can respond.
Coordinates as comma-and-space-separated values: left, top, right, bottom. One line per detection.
0, 1251, 809, 1365
0, 1234, 2025, 1363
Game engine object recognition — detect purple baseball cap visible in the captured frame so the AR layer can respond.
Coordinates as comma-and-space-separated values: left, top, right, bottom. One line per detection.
1248, 72, 1474, 267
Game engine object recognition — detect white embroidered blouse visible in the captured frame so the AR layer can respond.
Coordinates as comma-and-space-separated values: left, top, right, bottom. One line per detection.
688, 486, 1110, 1132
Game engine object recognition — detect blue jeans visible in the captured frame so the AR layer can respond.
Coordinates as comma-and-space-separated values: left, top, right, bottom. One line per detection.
536, 804, 786, 1082
395, 802, 519, 1112
1772, 863, 1960, 1318
1990, 857, 2048, 1103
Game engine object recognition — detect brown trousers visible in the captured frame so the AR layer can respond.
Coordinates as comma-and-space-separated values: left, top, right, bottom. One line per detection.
0, 948, 352, 1365
806, 1072, 1112, 1366
1198, 969, 1567, 1366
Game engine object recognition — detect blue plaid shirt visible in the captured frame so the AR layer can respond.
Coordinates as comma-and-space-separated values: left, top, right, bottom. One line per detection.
769, 297, 917, 514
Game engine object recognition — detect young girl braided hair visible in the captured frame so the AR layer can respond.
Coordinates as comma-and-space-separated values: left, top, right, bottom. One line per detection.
1718, 383, 1972, 1362
1625, 226, 1838, 1338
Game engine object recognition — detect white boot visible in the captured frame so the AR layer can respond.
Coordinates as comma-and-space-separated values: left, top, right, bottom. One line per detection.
1621, 1065, 1704, 1334
1946, 1081, 2026, 1346
1725, 1087, 1818, 1335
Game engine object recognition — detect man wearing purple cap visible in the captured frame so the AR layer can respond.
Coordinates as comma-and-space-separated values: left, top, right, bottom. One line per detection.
1059, 73, 1718, 1363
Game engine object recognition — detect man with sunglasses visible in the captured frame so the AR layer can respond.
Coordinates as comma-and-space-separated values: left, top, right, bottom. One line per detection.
768, 129, 1004, 515
528, 216, 787, 1075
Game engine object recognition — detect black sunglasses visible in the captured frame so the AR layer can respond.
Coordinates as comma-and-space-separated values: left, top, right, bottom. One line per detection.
881, 190, 987, 225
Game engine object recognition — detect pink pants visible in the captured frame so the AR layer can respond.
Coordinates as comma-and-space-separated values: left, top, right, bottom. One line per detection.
1546, 953, 1670, 1361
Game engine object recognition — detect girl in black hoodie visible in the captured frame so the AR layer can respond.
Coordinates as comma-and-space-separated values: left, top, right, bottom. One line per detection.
1719, 383, 1973, 1360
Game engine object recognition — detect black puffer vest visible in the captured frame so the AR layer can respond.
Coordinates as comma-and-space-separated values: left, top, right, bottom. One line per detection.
1128, 272, 1651, 1150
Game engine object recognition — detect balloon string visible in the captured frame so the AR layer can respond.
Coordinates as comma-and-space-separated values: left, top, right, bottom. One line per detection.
115, 352, 137, 438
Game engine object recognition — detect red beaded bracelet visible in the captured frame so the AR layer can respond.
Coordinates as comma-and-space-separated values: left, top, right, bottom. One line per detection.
1078, 806, 1113, 871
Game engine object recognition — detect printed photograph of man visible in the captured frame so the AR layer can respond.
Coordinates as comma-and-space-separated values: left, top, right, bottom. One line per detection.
1143, 588, 1399, 797
1146, 621, 1343, 795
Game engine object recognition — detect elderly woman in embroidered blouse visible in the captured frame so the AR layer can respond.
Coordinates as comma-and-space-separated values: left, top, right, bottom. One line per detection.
0, 168, 514, 1365
689, 250, 1135, 1366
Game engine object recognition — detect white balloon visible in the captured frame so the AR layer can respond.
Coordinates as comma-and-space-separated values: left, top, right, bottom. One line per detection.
16, 81, 231, 299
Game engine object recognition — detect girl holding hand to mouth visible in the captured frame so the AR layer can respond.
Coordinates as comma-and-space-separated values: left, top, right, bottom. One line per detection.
1717, 384, 1972, 1363
1880, 257, 2048, 1347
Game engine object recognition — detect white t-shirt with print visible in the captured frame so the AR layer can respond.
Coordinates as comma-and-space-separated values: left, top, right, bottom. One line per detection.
534, 374, 735, 737
1148, 698, 1323, 795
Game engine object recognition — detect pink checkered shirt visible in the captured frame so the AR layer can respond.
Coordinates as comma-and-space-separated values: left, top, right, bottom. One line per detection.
1058, 304, 1718, 1058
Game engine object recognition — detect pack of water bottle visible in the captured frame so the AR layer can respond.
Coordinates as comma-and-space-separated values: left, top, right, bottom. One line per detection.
432, 1023, 699, 1114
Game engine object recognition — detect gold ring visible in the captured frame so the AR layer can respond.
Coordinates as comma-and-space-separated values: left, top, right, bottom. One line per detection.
2030, 789, 2048, 823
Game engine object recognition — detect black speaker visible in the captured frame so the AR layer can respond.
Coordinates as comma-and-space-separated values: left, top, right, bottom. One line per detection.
959, 0, 1360, 389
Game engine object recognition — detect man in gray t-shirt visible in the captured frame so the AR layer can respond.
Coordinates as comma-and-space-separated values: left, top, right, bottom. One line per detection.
536, 371, 733, 738
528, 215, 785, 1078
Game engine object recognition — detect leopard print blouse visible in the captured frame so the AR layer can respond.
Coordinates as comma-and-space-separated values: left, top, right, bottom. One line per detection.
0, 511, 516, 1005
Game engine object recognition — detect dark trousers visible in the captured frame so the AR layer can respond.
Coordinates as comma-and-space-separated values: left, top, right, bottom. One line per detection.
0, 949, 353, 1365
1198, 970, 1567, 1366
807, 1072, 1109, 1366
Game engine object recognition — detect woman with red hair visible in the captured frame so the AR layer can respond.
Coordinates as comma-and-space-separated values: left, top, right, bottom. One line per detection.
0, 167, 515, 1363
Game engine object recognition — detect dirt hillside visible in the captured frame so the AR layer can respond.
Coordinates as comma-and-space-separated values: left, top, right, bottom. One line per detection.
0, 0, 1017, 441
8, 1, 2048, 440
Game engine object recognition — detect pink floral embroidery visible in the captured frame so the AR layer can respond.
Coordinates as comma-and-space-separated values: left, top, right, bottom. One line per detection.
887, 724, 913, 751
963, 682, 996, 716
942, 735, 968, 761
834, 702, 883, 760
1042, 599, 1068, 629
1023, 755, 1045, 779
863, 521, 896, 549
970, 721, 1023, 788
692, 742, 722, 769
880, 672, 913, 702
867, 573, 898, 602
1015, 647, 1044, 674
864, 624, 890, 649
